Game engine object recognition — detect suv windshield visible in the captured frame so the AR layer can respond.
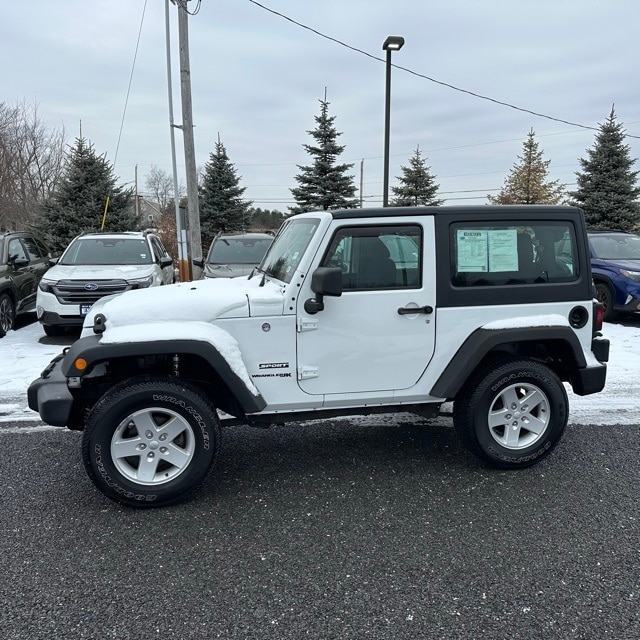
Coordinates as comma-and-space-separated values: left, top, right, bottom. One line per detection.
208, 237, 272, 265
590, 233, 640, 260
260, 218, 319, 283
61, 238, 153, 266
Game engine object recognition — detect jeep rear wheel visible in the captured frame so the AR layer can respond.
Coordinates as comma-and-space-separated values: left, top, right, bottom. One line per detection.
453, 358, 568, 469
82, 376, 221, 508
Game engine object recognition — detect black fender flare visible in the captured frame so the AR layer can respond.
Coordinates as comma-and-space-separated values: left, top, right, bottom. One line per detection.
61, 334, 267, 414
430, 326, 587, 399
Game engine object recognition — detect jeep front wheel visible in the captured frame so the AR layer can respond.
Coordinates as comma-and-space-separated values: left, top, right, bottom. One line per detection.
453, 358, 568, 469
82, 376, 221, 508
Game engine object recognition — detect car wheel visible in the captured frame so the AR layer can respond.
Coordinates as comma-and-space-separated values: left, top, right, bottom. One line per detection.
453, 358, 568, 469
43, 324, 65, 337
594, 282, 617, 322
0, 293, 16, 338
82, 376, 222, 508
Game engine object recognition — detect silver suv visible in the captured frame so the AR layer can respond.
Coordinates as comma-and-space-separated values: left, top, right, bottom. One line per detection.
36, 230, 174, 336
199, 232, 273, 278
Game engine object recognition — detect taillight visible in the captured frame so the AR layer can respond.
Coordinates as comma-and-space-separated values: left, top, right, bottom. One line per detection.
594, 301, 604, 332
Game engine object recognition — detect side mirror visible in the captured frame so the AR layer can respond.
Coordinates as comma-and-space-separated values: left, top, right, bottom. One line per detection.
304, 267, 342, 314
160, 256, 173, 268
192, 258, 204, 269
12, 257, 29, 269
48, 257, 59, 267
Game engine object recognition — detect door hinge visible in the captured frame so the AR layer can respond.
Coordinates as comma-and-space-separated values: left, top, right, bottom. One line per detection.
297, 317, 319, 332
297, 366, 319, 380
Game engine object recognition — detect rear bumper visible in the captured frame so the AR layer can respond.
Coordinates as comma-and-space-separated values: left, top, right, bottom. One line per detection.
572, 337, 610, 396
27, 354, 74, 426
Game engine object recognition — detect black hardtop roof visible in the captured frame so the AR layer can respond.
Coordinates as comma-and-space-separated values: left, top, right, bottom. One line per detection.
329, 204, 584, 220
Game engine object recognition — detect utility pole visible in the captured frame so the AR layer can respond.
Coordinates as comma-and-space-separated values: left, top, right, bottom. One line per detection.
177, 0, 202, 280
164, 0, 189, 282
134, 164, 140, 222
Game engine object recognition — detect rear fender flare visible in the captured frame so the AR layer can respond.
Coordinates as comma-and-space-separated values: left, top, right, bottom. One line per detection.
430, 326, 586, 399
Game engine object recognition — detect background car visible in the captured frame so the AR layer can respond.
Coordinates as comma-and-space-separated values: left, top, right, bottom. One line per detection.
199, 232, 273, 279
36, 230, 174, 336
0, 231, 52, 338
588, 230, 640, 321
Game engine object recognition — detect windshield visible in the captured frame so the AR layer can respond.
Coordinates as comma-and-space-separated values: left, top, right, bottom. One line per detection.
590, 234, 640, 260
208, 237, 272, 265
260, 217, 320, 283
60, 238, 153, 266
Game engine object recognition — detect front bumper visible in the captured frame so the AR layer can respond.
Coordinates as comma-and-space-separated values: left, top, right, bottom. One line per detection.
27, 353, 74, 426
38, 310, 85, 328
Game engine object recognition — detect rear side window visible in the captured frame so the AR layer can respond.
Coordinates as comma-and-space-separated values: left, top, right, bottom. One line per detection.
451, 222, 578, 287
21, 236, 44, 260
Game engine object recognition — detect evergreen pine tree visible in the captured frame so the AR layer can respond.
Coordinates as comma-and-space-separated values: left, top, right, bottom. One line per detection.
39, 137, 137, 253
570, 107, 640, 230
391, 145, 443, 206
199, 136, 252, 243
488, 129, 565, 205
290, 96, 358, 213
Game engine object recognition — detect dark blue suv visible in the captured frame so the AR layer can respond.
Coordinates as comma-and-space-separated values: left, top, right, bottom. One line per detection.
588, 230, 640, 321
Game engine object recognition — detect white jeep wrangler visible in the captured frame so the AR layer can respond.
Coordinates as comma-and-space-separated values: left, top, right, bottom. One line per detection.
28, 205, 610, 508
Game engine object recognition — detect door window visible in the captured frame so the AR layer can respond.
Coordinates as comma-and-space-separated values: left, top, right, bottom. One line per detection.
321, 225, 422, 290
8, 238, 27, 261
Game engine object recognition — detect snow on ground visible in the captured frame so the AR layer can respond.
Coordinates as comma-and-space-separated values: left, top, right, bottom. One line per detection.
0, 318, 638, 425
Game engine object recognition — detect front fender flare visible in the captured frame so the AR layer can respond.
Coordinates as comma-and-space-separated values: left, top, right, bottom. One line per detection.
61, 334, 266, 414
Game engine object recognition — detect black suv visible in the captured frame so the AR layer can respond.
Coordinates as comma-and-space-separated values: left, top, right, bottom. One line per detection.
0, 231, 52, 338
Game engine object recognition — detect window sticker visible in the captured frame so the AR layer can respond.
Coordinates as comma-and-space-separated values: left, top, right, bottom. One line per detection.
457, 230, 488, 272
488, 229, 518, 272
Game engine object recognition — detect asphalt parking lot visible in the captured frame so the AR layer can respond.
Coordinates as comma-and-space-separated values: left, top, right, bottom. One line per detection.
1, 416, 638, 639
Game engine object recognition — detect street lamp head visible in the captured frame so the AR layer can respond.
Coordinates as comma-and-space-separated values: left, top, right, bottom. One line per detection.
382, 35, 405, 51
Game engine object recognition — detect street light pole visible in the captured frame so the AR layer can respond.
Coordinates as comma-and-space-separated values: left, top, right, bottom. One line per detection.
382, 35, 405, 208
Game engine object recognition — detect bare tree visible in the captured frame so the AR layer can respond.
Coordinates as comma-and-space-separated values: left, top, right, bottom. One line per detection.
144, 165, 183, 214
0, 100, 66, 230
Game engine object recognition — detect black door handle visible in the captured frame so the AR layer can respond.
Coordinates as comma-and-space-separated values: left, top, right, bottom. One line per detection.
397, 305, 433, 315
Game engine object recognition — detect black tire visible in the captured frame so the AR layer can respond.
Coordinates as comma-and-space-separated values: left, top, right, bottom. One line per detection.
594, 281, 617, 322
43, 324, 65, 337
453, 358, 568, 469
0, 292, 16, 338
82, 376, 222, 508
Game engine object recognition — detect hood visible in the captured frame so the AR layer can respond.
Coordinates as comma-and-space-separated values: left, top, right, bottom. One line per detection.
82, 276, 285, 336
46, 264, 156, 280
593, 258, 640, 271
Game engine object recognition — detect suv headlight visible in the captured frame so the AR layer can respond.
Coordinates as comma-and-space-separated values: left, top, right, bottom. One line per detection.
38, 279, 56, 293
620, 269, 640, 283
128, 275, 154, 289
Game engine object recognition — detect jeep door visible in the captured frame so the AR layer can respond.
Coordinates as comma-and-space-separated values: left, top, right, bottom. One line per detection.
296, 220, 436, 396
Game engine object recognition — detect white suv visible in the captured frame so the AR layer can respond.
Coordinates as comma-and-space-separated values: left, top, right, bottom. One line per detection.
36, 231, 174, 336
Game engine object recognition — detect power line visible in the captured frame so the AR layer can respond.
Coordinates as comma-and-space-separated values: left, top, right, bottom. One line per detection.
113, 0, 148, 170
247, 0, 640, 139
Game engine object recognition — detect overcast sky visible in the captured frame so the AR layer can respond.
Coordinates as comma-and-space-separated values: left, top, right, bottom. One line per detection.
3, 0, 640, 212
